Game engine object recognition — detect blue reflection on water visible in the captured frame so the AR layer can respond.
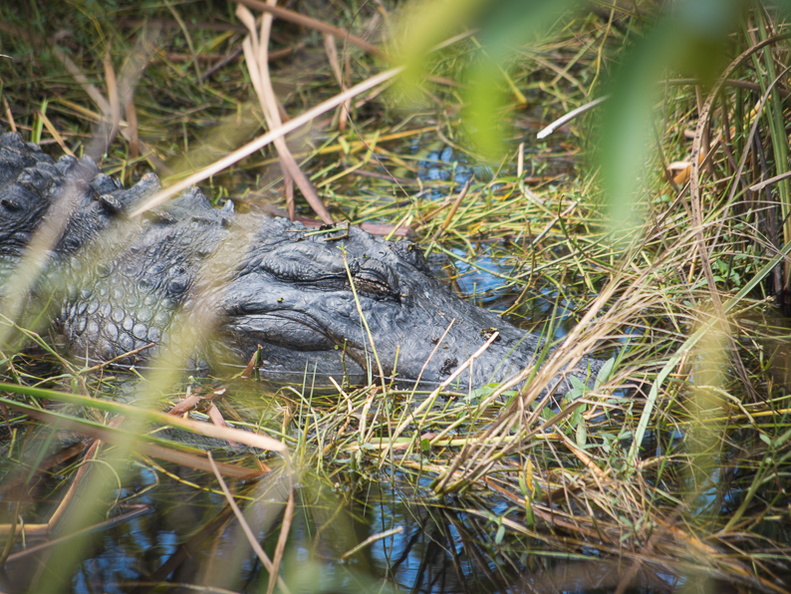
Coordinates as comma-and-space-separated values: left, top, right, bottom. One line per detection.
415, 145, 493, 200
449, 250, 512, 305
419, 147, 475, 185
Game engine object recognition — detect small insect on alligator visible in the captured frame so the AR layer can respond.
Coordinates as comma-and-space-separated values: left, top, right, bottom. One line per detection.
0, 132, 602, 391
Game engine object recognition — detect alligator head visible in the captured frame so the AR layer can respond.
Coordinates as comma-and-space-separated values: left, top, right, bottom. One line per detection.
209, 218, 554, 388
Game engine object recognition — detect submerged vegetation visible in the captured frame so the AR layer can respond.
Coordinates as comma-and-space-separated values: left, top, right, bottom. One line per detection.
1, 0, 791, 592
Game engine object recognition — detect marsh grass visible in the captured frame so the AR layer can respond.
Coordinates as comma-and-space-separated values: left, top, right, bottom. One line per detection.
1, 0, 791, 592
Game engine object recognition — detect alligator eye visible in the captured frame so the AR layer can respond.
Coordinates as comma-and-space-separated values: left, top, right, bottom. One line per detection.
352, 268, 397, 300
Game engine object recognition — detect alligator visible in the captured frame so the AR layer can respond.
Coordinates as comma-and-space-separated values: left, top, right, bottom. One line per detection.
0, 132, 602, 391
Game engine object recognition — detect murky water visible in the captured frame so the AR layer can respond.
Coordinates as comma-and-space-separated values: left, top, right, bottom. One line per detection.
0, 451, 692, 593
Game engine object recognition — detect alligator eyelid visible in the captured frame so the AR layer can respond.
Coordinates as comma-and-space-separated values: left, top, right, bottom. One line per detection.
356, 279, 390, 292
350, 275, 400, 301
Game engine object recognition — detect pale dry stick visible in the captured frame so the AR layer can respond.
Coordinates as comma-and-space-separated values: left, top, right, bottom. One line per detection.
517, 142, 524, 178
324, 33, 351, 131
207, 453, 292, 594
749, 170, 791, 192
237, 0, 384, 58
240, 5, 291, 216
536, 95, 609, 139
340, 526, 404, 560
237, 3, 332, 223
267, 491, 294, 594
103, 49, 121, 147
129, 66, 402, 217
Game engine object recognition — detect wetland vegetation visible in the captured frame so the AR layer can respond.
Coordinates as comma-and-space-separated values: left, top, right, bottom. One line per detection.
1, 1, 791, 592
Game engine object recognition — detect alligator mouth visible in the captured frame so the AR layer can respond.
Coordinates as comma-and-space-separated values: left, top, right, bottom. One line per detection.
220, 310, 381, 381
222, 310, 461, 384
224, 310, 337, 351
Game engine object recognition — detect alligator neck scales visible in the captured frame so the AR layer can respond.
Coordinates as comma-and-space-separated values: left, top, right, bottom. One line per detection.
0, 132, 601, 391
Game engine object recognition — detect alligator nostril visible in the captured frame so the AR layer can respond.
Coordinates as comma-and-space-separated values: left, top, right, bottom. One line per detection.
98, 194, 123, 214
439, 358, 459, 376
480, 327, 501, 341
1, 198, 21, 211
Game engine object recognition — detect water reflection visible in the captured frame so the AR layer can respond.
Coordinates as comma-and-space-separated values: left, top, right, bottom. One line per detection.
361, 484, 517, 592
418, 147, 480, 186
2, 454, 688, 594
435, 246, 588, 342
